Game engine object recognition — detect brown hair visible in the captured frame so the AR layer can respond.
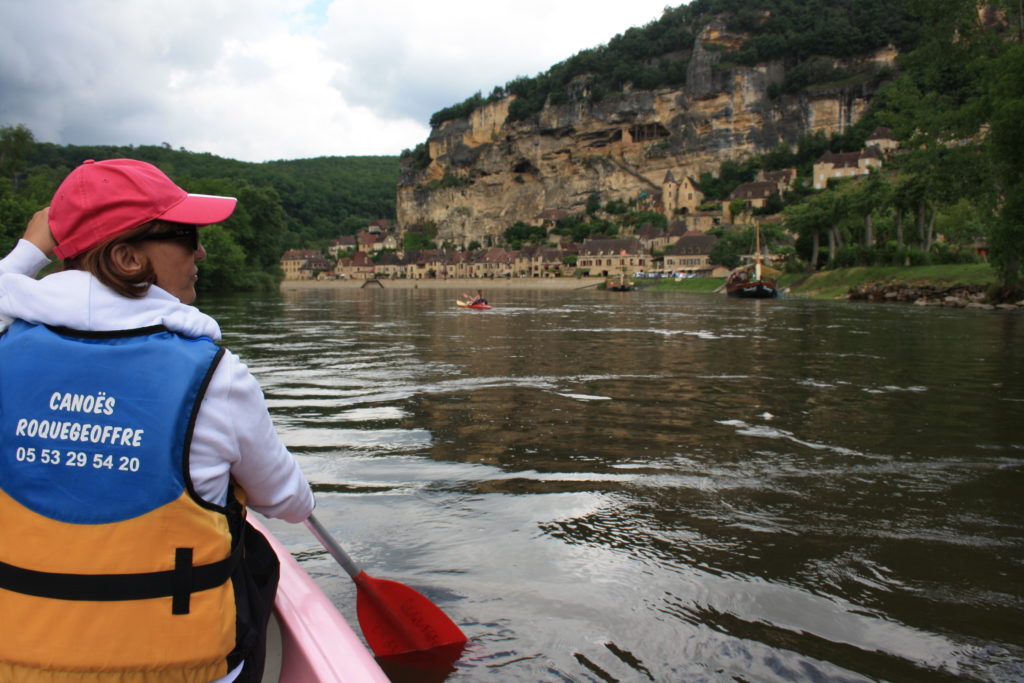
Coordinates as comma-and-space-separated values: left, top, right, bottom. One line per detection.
63, 220, 178, 298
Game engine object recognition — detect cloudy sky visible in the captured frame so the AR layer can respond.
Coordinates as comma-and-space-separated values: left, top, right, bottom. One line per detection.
0, 0, 677, 163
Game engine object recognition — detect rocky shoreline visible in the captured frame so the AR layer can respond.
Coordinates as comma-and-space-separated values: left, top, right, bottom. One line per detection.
846, 282, 1024, 310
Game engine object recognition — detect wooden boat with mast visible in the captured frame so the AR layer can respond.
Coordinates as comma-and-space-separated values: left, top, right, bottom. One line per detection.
725, 223, 779, 299
605, 273, 634, 292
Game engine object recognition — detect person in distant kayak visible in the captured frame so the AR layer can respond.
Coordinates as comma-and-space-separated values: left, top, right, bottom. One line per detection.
462, 289, 487, 306
0, 159, 314, 683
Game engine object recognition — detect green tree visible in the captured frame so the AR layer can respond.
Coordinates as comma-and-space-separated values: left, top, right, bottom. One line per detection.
0, 124, 35, 185
813, 189, 849, 265
503, 221, 548, 248
984, 41, 1024, 295
552, 213, 616, 242
846, 170, 891, 247
889, 173, 920, 249
707, 227, 751, 269
0, 191, 35, 254
870, 0, 1024, 287
196, 224, 249, 293
783, 191, 841, 269
937, 199, 989, 248
604, 199, 628, 215
403, 222, 438, 252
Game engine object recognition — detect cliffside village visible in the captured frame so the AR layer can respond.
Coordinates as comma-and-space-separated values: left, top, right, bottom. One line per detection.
281, 129, 898, 282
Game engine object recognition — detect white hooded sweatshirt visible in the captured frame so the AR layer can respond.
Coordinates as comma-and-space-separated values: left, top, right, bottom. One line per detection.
0, 239, 314, 523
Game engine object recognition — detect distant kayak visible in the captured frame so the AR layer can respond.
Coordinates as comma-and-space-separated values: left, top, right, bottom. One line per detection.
456, 300, 492, 310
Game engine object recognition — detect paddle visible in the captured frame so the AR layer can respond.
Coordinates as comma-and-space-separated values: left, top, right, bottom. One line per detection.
303, 514, 467, 659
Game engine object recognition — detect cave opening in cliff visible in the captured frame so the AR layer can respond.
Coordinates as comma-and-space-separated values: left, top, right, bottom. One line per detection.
629, 123, 671, 143
513, 159, 539, 175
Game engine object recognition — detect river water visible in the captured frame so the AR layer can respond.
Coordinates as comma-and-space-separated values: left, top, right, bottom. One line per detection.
202, 287, 1024, 682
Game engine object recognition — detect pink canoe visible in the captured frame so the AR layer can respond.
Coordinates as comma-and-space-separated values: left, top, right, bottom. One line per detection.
251, 516, 389, 682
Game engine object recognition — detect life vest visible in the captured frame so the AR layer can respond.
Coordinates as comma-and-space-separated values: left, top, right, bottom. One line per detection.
0, 321, 250, 683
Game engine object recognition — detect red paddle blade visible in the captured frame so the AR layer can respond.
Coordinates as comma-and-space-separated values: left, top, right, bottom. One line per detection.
353, 571, 467, 658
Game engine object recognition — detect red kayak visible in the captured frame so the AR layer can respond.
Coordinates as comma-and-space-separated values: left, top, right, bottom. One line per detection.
456, 300, 492, 310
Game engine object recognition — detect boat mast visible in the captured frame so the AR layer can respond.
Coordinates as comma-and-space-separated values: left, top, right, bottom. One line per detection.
754, 222, 762, 281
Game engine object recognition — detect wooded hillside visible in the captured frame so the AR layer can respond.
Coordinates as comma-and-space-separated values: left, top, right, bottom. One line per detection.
0, 136, 399, 292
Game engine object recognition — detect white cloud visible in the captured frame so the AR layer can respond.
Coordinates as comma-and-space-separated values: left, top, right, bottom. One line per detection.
0, 0, 676, 162
321, 0, 674, 122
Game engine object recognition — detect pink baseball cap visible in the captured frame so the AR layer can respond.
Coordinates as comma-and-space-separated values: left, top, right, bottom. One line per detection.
49, 159, 237, 259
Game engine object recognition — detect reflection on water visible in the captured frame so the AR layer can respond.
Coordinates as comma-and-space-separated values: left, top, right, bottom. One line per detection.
203, 287, 1024, 682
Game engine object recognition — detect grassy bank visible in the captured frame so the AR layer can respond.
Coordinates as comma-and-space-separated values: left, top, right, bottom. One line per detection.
788, 264, 996, 299
636, 264, 997, 299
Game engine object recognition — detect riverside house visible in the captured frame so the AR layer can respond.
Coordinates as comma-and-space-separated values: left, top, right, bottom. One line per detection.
663, 232, 727, 276
448, 251, 474, 278
577, 238, 647, 277
336, 251, 374, 279
373, 252, 405, 279
281, 249, 333, 280
514, 246, 572, 277
469, 248, 515, 278
403, 250, 440, 279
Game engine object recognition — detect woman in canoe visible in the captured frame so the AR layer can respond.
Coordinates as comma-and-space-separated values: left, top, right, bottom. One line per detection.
0, 159, 314, 683
462, 289, 488, 306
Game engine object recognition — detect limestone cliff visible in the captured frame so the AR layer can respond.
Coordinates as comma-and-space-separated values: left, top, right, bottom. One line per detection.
397, 18, 898, 247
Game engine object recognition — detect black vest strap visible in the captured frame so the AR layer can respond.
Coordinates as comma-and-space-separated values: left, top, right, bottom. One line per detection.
0, 528, 244, 613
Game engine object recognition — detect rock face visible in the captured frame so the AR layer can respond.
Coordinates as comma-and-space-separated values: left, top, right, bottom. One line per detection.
397, 19, 897, 247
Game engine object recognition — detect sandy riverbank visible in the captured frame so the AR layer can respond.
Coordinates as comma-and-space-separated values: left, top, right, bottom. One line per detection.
279, 277, 606, 292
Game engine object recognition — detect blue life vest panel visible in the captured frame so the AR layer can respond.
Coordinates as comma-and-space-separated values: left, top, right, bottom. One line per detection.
0, 321, 222, 524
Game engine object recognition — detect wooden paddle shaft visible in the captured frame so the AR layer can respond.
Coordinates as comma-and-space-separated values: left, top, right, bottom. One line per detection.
305, 514, 362, 580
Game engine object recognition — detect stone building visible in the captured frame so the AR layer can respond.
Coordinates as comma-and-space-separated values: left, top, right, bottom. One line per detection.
336, 251, 375, 279
662, 171, 705, 218
663, 232, 721, 276
757, 168, 797, 192
281, 249, 331, 280
813, 148, 883, 189
327, 235, 357, 257
729, 181, 778, 210
468, 248, 515, 278
577, 238, 648, 277
515, 246, 571, 277
635, 224, 673, 254
373, 252, 406, 279
865, 126, 899, 157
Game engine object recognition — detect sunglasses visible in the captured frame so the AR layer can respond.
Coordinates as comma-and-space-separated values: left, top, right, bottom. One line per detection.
131, 224, 199, 251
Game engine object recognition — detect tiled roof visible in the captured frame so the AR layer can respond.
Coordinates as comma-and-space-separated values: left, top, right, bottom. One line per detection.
729, 181, 777, 200
282, 249, 323, 260
580, 238, 642, 255
666, 233, 718, 255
